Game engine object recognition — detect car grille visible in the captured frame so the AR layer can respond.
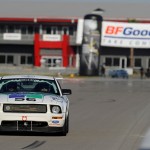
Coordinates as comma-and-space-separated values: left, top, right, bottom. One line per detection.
1, 121, 48, 131
3, 104, 47, 113
1, 121, 48, 128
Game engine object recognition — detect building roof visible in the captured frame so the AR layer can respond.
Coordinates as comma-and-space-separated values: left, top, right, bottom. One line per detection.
0, 18, 78, 24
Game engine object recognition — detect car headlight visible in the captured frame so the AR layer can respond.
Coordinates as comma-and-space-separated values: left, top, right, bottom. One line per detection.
50, 105, 62, 114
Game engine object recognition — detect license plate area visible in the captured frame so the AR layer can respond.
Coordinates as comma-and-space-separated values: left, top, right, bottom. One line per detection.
17, 121, 33, 131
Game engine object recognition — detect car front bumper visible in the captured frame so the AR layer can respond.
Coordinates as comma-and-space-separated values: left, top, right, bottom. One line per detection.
0, 113, 66, 133
0, 120, 64, 133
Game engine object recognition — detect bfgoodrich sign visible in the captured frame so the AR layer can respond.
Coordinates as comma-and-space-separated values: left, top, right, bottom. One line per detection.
101, 21, 150, 48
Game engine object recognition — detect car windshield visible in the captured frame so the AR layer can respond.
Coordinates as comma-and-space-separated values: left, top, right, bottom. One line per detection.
0, 78, 60, 95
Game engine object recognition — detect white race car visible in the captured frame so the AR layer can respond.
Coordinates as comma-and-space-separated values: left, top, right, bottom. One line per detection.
0, 75, 71, 136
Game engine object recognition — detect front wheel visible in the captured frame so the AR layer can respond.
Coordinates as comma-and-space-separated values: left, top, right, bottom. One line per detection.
60, 114, 69, 136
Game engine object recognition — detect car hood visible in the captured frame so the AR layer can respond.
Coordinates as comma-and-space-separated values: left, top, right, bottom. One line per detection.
0, 92, 63, 104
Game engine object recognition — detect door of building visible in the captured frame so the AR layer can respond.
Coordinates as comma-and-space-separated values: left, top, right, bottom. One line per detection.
19, 54, 33, 66
40, 56, 63, 68
120, 57, 127, 69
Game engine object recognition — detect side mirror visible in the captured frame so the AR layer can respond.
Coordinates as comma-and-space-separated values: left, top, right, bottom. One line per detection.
62, 89, 72, 95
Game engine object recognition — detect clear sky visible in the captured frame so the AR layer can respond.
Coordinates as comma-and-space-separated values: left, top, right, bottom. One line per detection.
1, 0, 150, 2
0, 0, 149, 19
44, 0, 149, 1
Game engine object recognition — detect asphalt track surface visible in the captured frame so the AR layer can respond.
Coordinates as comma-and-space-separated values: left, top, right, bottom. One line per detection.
1, 77, 150, 150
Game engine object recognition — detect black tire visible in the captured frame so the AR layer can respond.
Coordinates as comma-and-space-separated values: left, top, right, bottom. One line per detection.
66, 113, 69, 133
60, 114, 69, 136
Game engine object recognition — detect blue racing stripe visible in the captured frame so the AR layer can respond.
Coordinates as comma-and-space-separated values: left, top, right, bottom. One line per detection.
9, 94, 25, 98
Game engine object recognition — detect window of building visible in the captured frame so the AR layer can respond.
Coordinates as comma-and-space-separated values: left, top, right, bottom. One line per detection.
51, 27, 58, 34
69, 26, 74, 35
0, 25, 6, 33
0, 55, 5, 63
21, 26, 27, 34
134, 58, 141, 67
28, 26, 34, 34
113, 58, 119, 66
21, 56, 26, 64
62, 27, 69, 35
21, 56, 33, 65
15, 25, 21, 33
105, 58, 112, 66
8, 25, 14, 33
7, 56, 14, 64
42, 27, 46, 34
27, 56, 33, 64
46, 27, 51, 34
127, 58, 130, 67
57, 26, 62, 34
47, 59, 52, 67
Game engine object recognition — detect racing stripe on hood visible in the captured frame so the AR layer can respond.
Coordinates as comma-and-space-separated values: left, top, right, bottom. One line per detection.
26, 94, 43, 99
9, 94, 25, 98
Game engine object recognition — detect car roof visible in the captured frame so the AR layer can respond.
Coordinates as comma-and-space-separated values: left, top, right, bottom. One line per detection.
1, 75, 55, 80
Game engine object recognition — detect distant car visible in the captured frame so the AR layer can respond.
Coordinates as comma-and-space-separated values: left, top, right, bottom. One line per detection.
0, 75, 72, 136
109, 69, 129, 78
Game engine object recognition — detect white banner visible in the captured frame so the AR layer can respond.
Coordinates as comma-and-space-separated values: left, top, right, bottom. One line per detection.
3, 33, 21, 40
101, 21, 150, 48
43, 34, 61, 41
76, 19, 84, 44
